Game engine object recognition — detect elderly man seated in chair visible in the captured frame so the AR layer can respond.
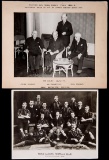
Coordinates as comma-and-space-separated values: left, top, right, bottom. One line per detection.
24, 30, 46, 75
67, 32, 87, 74
44, 31, 65, 74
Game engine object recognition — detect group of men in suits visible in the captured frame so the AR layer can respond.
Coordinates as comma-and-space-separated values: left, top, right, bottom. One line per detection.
14, 95, 96, 147
24, 13, 87, 75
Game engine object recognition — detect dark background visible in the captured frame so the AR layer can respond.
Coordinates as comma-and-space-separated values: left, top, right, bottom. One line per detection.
13, 91, 97, 124
1, 0, 108, 160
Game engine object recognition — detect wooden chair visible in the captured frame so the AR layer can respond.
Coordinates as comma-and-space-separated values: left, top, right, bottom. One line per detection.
24, 48, 44, 73
14, 35, 25, 59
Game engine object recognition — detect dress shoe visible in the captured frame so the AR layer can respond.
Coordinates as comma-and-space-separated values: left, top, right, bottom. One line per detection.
31, 70, 35, 74
48, 67, 53, 74
77, 70, 82, 74
35, 69, 39, 75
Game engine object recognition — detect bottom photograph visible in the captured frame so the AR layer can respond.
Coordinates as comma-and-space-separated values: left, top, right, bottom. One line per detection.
12, 90, 98, 159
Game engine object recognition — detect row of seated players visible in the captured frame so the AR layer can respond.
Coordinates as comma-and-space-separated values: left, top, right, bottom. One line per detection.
14, 98, 96, 147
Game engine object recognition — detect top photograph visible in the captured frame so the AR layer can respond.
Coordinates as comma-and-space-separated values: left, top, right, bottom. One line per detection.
2, 1, 107, 88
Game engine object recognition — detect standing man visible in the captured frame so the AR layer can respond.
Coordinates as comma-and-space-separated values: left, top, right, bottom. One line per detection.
68, 32, 87, 74
50, 95, 62, 119
24, 30, 46, 75
34, 95, 43, 122
17, 102, 31, 139
56, 13, 73, 57
28, 100, 36, 123
69, 96, 77, 112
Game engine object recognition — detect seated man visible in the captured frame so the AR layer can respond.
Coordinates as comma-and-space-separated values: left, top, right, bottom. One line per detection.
64, 111, 77, 135
68, 111, 77, 125
38, 113, 50, 134
48, 111, 67, 142
66, 122, 84, 144
14, 124, 47, 147
24, 30, 46, 75
17, 102, 31, 139
44, 31, 65, 74
68, 32, 87, 74
40, 102, 52, 121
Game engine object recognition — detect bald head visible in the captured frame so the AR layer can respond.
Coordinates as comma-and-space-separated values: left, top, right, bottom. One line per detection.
52, 31, 58, 40
32, 30, 37, 39
75, 32, 81, 42
61, 13, 67, 23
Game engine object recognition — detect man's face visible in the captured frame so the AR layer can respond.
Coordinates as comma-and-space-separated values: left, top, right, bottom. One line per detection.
29, 101, 34, 106
54, 96, 58, 102
36, 95, 41, 101
41, 114, 44, 119
64, 102, 68, 107
71, 112, 75, 118
85, 106, 89, 113
75, 35, 80, 42
32, 31, 37, 39
22, 102, 27, 109
53, 32, 58, 40
37, 125, 41, 130
42, 103, 47, 109
78, 102, 82, 108
71, 123, 76, 131
71, 97, 75, 102
56, 112, 59, 117
62, 14, 67, 23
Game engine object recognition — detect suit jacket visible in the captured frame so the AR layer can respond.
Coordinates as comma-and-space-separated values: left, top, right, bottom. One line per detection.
48, 38, 64, 53
70, 38, 87, 57
56, 20, 73, 47
24, 37, 44, 56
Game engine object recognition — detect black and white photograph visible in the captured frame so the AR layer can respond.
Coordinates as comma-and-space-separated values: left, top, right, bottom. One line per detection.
12, 90, 98, 159
14, 12, 95, 78
2, 1, 107, 88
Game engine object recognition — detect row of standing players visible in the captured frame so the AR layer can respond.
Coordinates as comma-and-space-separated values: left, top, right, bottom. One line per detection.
14, 95, 96, 147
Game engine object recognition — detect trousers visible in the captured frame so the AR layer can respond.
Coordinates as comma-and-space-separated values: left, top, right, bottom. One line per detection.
68, 52, 84, 70
29, 55, 41, 71
44, 53, 58, 68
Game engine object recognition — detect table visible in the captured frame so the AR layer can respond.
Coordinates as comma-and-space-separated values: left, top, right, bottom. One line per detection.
53, 58, 74, 77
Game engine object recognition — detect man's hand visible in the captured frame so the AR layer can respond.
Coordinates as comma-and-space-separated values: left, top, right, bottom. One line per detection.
67, 51, 71, 55
43, 48, 47, 52
78, 135, 84, 143
54, 50, 59, 54
81, 117, 86, 122
71, 138, 78, 142
62, 32, 66, 35
42, 124, 49, 128
78, 53, 82, 59
51, 123, 54, 127
18, 115, 25, 119
24, 49, 29, 53
50, 51, 54, 56
39, 137, 45, 143
24, 115, 30, 119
